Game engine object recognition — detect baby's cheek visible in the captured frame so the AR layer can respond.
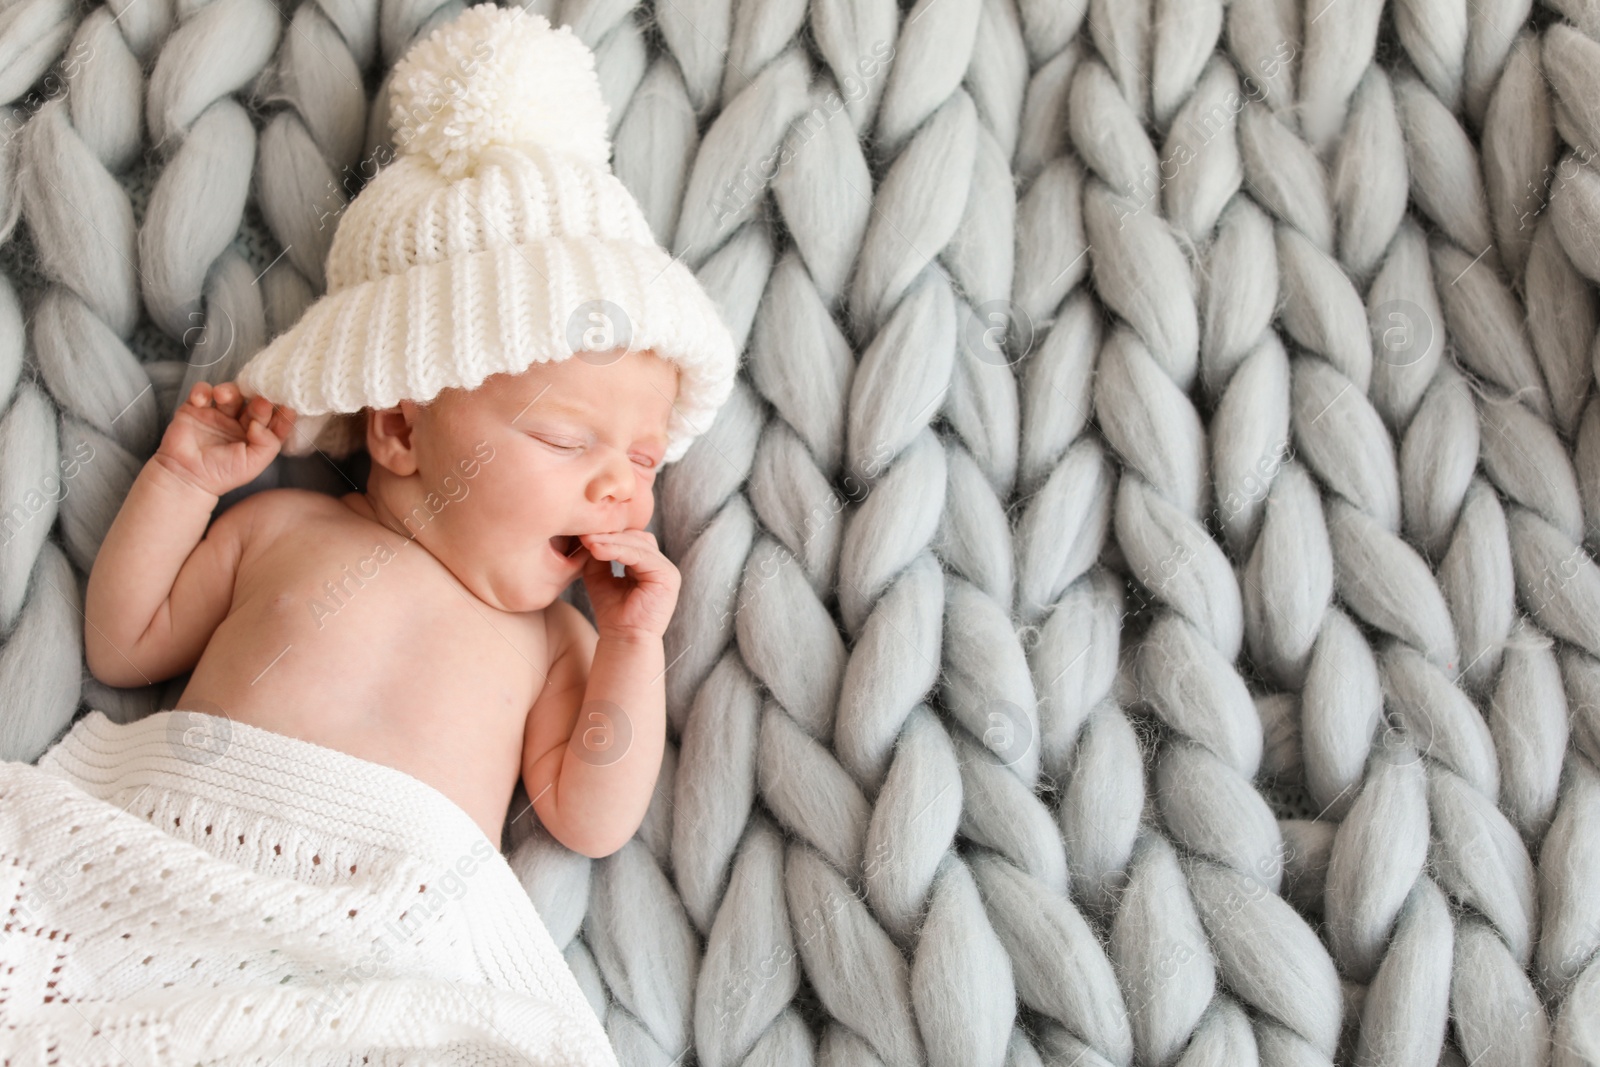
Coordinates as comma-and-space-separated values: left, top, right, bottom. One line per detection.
633, 493, 656, 529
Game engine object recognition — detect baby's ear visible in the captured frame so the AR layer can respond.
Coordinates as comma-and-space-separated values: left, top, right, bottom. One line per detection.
365, 402, 422, 476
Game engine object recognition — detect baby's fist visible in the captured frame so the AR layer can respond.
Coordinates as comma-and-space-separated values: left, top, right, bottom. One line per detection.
153, 381, 296, 498
577, 530, 681, 642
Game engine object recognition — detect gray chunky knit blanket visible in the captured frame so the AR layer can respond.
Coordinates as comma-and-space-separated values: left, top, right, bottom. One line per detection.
2, 0, 1599, 1063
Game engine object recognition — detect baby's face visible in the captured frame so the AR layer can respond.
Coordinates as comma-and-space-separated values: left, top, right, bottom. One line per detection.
388, 348, 680, 613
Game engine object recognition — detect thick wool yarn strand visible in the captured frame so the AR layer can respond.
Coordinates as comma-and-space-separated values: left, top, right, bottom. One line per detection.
772, 0, 1037, 1059
1068, 6, 1348, 1061
1392, 6, 1600, 1060
1228, 5, 1554, 1060
6, 0, 177, 760
1007, 10, 1161, 1067
251, 0, 372, 298
663, 22, 859, 1067
890, 2, 1142, 1064
1523, 6, 1600, 1060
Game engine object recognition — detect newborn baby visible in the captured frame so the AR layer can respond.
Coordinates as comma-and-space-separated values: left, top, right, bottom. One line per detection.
81, 346, 682, 857
75, 3, 735, 871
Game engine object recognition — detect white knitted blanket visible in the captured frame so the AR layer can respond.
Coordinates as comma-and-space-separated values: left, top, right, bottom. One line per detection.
0, 709, 621, 1067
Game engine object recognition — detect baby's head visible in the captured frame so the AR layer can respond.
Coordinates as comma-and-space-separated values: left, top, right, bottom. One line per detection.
232, 4, 738, 594
357, 346, 680, 613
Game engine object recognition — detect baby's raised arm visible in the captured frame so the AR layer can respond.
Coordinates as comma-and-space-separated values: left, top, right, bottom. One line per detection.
84, 382, 295, 687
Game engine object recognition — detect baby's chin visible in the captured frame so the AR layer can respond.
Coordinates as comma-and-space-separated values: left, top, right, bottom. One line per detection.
485, 584, 567, 615
477, 571, 580, 615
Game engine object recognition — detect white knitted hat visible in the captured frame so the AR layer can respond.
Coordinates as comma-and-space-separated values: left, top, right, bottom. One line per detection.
235, 3, 738, 465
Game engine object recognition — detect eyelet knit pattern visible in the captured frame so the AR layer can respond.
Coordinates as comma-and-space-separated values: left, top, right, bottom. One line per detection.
0, 709, 620, 1065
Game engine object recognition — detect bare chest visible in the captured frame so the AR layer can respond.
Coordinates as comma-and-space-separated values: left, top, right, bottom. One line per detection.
177, 510, 550, 844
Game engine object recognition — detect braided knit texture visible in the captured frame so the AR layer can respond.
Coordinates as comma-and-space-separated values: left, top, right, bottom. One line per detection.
2, 0, 1599, 1062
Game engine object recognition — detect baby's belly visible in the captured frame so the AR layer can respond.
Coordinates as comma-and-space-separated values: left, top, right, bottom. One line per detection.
175, 584, 543, 846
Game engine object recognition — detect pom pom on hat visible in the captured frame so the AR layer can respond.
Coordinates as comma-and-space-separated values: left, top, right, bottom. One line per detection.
387, 4, 612, 180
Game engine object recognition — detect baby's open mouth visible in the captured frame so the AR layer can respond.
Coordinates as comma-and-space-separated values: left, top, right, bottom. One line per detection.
549, 534, 579, 558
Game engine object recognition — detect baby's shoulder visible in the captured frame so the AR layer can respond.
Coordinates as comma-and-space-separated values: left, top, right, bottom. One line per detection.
215, 487, 352, 546
225, 486, 345, 521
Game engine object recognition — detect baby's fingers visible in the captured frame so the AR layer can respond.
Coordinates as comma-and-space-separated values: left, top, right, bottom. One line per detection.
212, 381, 247, 418
244, 414, 285, 457
266, 404, 297, 442
582, 535, 671, 578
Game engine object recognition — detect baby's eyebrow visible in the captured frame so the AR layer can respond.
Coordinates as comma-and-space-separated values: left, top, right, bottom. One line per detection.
513, 393, 588, 422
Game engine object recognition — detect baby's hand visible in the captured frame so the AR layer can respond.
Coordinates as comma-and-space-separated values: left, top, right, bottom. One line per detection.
153, 381, 296, 498
576, 530, 681, 642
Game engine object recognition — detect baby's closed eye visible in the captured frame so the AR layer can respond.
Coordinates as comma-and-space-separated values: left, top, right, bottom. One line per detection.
534, 434, 658, 468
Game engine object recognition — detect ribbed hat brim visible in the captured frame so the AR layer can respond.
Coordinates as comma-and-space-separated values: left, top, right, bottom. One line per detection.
236, 235, 738, 463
